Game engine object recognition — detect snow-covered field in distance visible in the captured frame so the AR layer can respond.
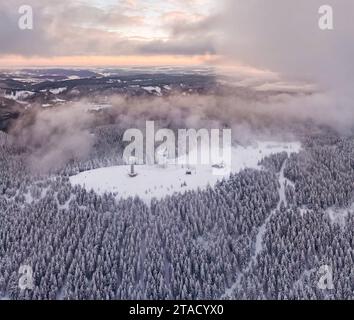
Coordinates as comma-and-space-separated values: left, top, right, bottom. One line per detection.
4, 90, 35, 101
69, 141, 301, 203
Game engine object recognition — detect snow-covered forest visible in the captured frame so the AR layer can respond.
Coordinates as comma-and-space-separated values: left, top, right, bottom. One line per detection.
0, 125, 353, 300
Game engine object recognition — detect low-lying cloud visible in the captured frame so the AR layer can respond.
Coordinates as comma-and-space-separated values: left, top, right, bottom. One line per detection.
10, 86, 354, 172
10, 103, 95, 172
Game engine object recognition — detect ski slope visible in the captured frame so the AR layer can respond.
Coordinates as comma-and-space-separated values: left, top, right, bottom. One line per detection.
70, 141, 301, 203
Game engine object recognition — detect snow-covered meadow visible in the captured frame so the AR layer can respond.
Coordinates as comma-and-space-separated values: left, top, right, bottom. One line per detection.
4, 90, 35, 101
70, 141, 301, 202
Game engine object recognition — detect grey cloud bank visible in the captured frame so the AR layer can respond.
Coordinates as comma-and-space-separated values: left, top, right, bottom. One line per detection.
0, 0, 218, 57
219, 0, 354, 136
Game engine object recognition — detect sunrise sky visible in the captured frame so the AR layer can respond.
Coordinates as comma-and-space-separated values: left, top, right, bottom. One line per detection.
0, 0, 353, 89
0, 0, 220, 67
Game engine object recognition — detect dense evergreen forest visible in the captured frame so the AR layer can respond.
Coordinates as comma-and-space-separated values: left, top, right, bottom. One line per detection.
0, 126, 353, 300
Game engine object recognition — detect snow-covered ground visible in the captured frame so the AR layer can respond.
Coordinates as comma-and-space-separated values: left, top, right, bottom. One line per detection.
4, 90, 35, 101
86, 104, 112, 112
326, 203, 354, 227
222, 157, 292, 299
49, 87, 67, 94
70, 141, 301, 203
142, 86, 162, 95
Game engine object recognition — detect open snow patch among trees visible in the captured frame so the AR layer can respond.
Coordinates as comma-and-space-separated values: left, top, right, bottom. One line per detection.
326, 203, 354, 227
4, 90, 35, 101
69, 141, 301, 202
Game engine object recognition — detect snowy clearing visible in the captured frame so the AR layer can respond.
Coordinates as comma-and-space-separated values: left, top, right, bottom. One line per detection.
142, 86, 162, 95
86, 104, 112, 112
326, 203, 354, 227
70, 141, 301, 203
4, 90, 35, 101
49, 87, 67, 94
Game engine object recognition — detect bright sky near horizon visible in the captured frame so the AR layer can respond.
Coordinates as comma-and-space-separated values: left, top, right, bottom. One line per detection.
1, 0, 353, 89
0, 0, 220, 67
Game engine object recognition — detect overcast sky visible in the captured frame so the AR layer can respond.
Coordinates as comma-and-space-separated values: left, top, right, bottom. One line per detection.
0, 0, 353, 87
0, 0, 220, 66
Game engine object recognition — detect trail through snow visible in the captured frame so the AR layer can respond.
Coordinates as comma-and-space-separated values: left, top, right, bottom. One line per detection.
222, 159, 291, 299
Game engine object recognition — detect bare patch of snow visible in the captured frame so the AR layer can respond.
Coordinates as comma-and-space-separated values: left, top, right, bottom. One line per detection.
86, 104, 112, 112
299, 207, 311, 217
4, 90, 35, 100
196, 236, 212, 250
49, 87, 67, 94
326, 204, 354, 227
142, 86, 162, 95
70, 141, 301, 203
52, 98, 66, 103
